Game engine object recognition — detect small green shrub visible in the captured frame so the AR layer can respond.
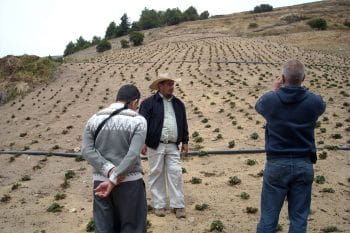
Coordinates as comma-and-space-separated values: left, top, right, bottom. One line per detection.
307, 17, 327, 30
250, 132, 259, 140
47, 202, 63, 212
246, 206, 258, 214
195, 203, 209, 211
194, 136, 204, 143
86, 219, 95, 232
315, 175, 326, 184
246, 159, 257, 166
65, 170, 76, 180
321, 226, 340, 232
96, 39, 111, 53
248, 22, 258, 28
241, 192, 250, 200
276, 224, 283, 232
54, 192, 67, 200
1, 194, 11, 203
21, 175, 31, 181
228, 176, 241, 185
228, 140, 235, 148
120, 39, 129, 48
192, 131, 199, 138
210, 220, 224, 232
191, 177, 202, 184
321, 188, 335, 193
129, 31, 144, 46
319, 151, 327, 160
11, 183, 21, 191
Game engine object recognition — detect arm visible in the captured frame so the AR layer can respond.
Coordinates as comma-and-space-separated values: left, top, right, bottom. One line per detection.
108, 118, 147, 184
272, 76, 283, 91
81, 118, 115, 177
181, 104, 189, 156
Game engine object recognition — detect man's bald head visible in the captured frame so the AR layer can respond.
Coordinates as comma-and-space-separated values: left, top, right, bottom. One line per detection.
282, 60, 305, 86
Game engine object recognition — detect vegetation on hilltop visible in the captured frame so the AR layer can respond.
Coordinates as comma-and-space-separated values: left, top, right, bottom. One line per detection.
0, 55, 59, 104
63, 6, 209, 56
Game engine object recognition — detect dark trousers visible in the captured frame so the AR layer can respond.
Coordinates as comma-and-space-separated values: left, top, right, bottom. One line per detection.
93, 179, 147, 233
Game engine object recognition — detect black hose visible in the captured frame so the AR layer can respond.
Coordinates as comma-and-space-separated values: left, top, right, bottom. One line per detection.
0, 147, 349, 159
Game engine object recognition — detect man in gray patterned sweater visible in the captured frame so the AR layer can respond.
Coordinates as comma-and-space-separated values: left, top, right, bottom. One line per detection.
82, 84, 147, 233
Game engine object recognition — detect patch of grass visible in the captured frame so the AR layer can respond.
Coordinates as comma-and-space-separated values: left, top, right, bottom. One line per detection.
319, 151, 327, 160
182, 167, 187, 174
331, 134, 342, 139
210, 220, 224, 232
47, 202, 63, 212
246, 206, 258, 214
250, 132, 259, 140
11, 183, 21, 191
86, 219, 95, 232
240, 192, 250, 200
21, 175, 31, 181
191, 177, 202, 184
276, 224, 283, 232
315, 175, 326, 184
54, 192, 67, 200
65, 170, 76, 180
321, 226, 340, 232
228, 140, 235, 148
246, 159, 257, 166
195, 203, 209, 211
228, 176, 241, 186
1, 194, 11, 203
321, 188, 335, 193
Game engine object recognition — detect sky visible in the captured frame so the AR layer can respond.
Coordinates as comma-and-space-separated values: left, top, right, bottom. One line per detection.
0, 0, 316, 57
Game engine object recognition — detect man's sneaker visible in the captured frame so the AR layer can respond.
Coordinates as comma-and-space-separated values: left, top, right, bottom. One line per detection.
154, 208, 165, 217
174, 208, 186, 218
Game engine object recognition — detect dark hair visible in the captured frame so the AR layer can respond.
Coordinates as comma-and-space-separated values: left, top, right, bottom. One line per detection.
116, 84, 141, 103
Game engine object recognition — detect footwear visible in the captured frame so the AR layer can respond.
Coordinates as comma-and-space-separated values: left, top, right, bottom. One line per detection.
154, 208, 165, 217
174, 208, 186, 218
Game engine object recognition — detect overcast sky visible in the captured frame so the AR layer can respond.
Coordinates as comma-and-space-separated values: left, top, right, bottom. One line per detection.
0, 0, 316, 57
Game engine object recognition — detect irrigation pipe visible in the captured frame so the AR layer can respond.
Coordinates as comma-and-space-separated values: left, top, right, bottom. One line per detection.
0, 147, 349, 159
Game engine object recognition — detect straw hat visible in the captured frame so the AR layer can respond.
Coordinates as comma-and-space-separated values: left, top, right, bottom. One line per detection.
149, 73, 176, 90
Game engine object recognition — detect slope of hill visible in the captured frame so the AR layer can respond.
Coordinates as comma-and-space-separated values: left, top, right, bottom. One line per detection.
0, 0, 349, 232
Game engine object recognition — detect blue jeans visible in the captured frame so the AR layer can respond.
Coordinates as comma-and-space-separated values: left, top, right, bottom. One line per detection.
256, 157, 314, 233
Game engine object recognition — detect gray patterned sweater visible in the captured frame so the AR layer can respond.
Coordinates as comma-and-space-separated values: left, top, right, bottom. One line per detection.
82, 102, 147, 184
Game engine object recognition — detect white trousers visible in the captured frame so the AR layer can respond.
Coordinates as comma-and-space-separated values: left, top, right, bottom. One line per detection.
147, 143, 185, 209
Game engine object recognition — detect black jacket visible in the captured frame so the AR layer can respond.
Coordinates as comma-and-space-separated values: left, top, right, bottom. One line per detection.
139, 92, 189, 149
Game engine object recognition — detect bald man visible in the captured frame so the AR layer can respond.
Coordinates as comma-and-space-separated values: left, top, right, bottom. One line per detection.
255, 60, 326, 233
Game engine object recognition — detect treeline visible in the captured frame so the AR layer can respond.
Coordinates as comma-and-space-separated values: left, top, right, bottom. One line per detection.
63, 6, 209, 56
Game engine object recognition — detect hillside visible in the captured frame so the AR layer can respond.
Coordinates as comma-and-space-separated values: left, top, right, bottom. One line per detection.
0, 0, 349, 232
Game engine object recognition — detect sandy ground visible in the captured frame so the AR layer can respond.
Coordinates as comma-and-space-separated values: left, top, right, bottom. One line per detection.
1, 9, 350, 233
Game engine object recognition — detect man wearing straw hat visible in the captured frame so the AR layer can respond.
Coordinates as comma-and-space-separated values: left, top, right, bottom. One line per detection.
139, 74, 189, 218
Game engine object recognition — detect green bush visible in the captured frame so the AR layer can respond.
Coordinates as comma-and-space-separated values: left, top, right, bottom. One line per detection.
228, 176, 241, 185
129, 31, 144, 46
120, 39, 129, 48
86, 219, 95, 232
96, 39, 112, 53
307, 17, 327, 30
248, 22, 258, 28
253, 4, 273, 13
210, 220, 224, 232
